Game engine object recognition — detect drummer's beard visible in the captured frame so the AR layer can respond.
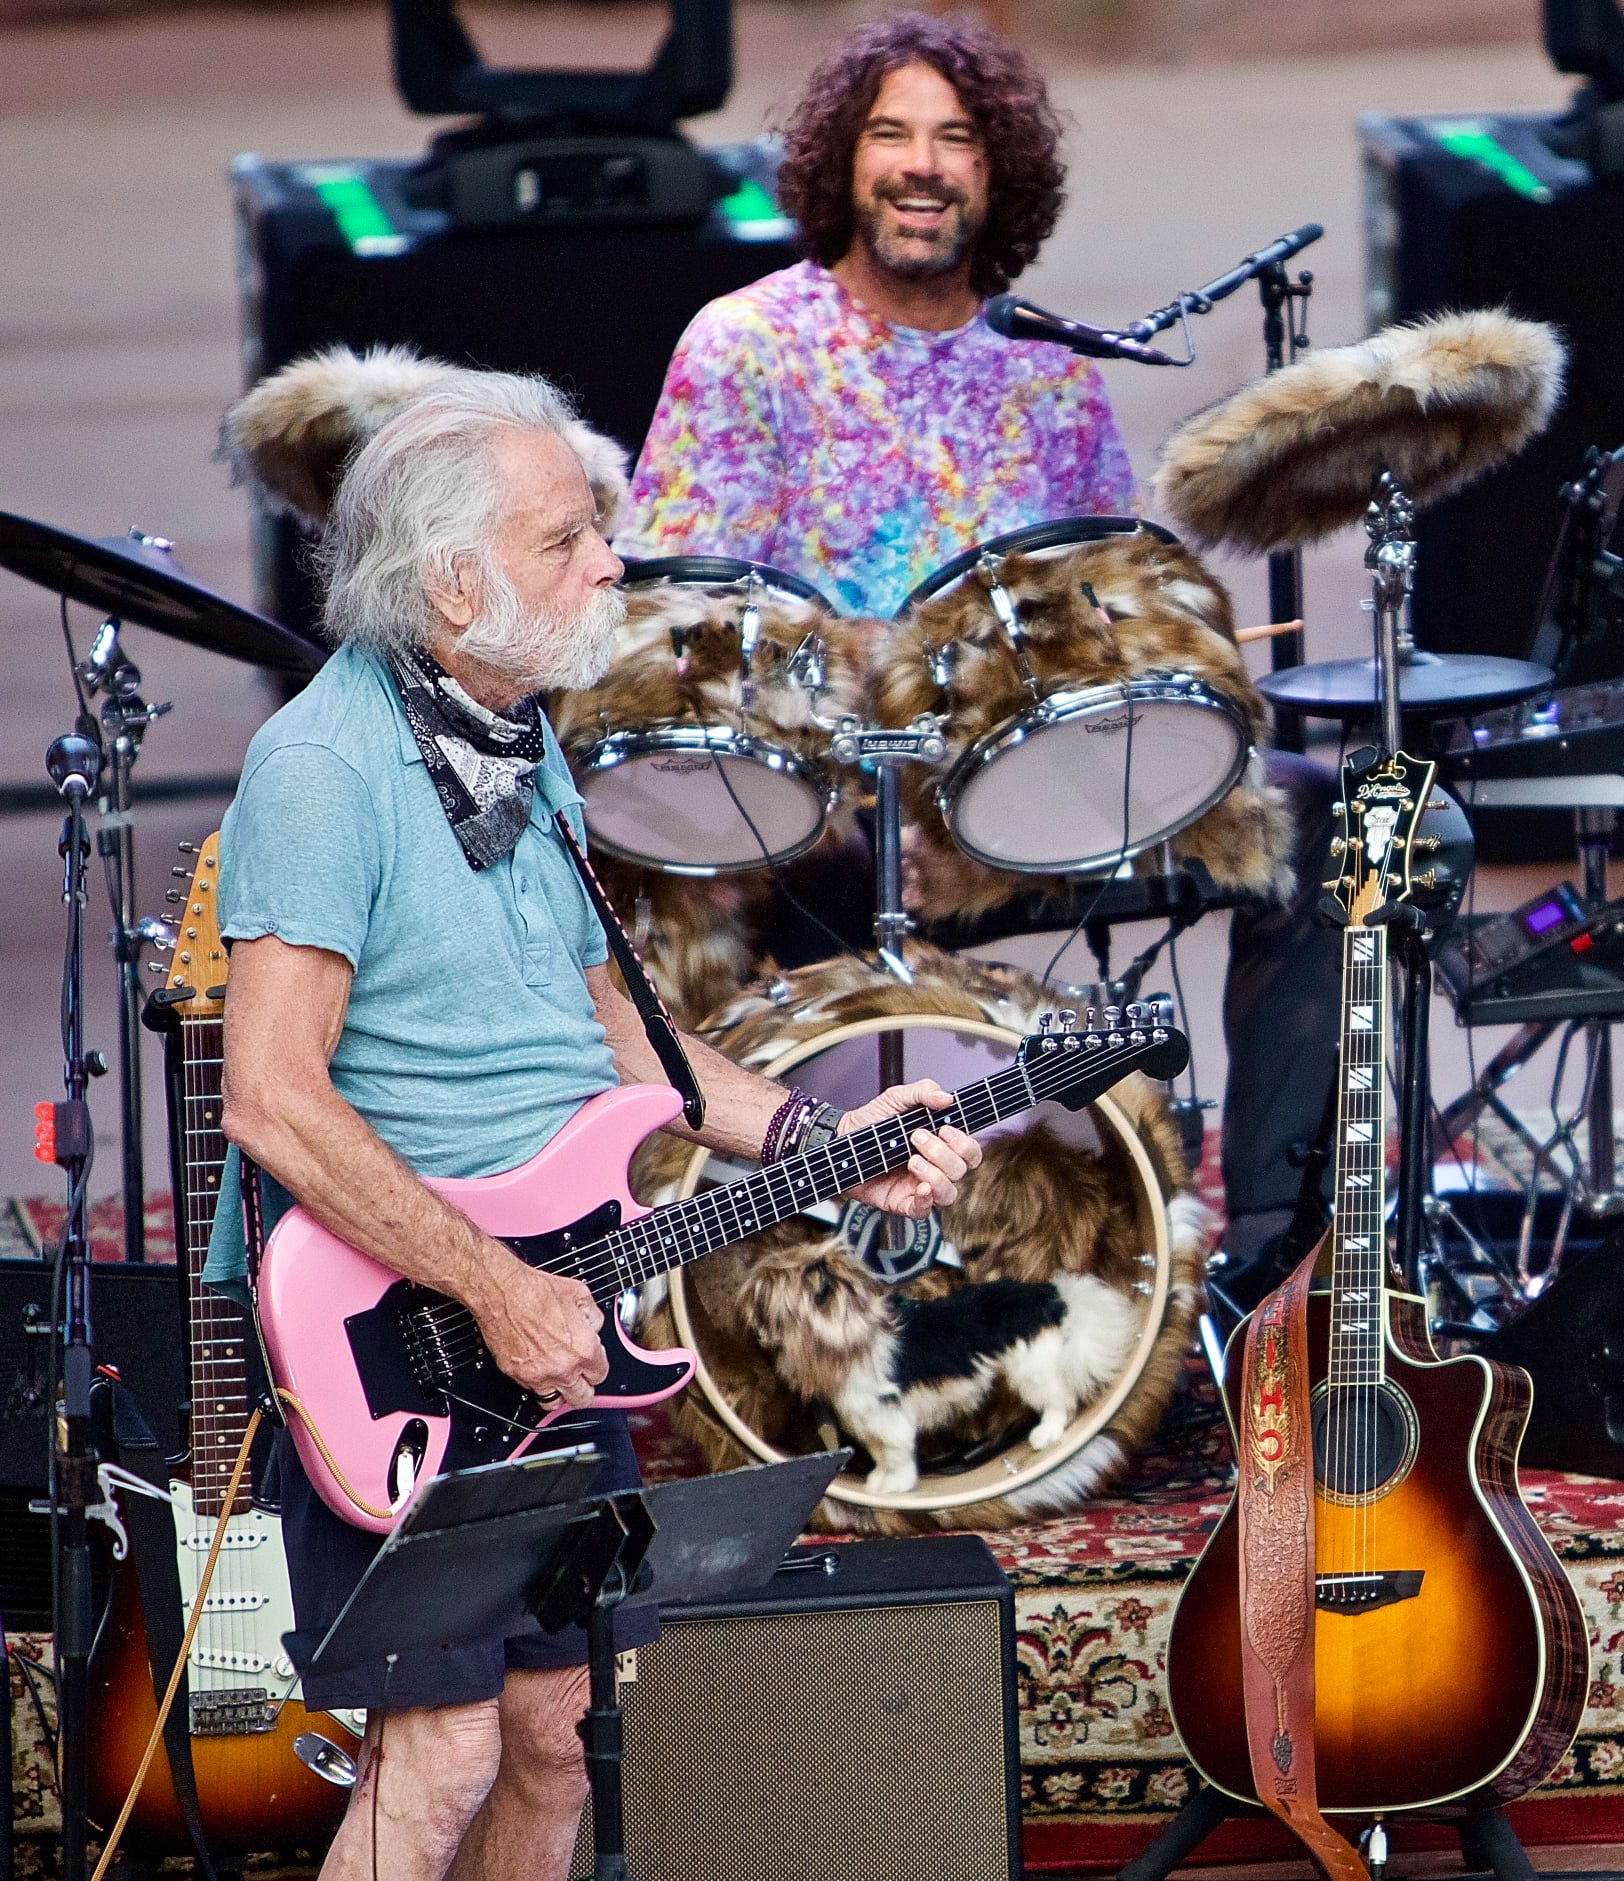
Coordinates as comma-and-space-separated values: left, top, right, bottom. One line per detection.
458, 572, 627, 695
856, 174, 983, 282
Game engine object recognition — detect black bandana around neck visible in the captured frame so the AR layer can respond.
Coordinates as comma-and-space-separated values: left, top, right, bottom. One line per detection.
390, 645, 550, 871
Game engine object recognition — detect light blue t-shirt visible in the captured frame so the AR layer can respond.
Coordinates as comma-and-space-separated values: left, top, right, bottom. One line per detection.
203, 641, 617, 1301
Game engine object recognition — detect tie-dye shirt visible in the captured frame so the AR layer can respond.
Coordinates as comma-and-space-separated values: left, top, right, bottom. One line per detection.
620, 261, 1137, 618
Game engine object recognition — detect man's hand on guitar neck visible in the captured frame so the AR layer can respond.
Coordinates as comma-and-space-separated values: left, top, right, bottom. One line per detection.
222, 934, 609, 1407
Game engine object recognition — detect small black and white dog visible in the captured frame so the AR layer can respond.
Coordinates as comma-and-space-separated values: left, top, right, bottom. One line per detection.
741, 1254, 1142, 1495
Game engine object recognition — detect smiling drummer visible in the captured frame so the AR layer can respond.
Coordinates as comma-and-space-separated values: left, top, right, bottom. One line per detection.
617, 11, 1133, 618
621, 8, 1341, 1283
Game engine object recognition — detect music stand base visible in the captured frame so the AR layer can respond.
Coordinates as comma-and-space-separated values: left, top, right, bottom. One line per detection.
1114, 1785, 1538, 1881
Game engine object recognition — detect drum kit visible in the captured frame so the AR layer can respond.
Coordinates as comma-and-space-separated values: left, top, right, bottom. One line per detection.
9, 297, 1585, 1524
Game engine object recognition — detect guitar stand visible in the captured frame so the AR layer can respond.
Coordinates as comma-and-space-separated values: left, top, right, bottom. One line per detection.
1115, 1782, 1539, 1881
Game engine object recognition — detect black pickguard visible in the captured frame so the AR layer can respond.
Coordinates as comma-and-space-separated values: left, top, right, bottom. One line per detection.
343, 1198, 689, 1471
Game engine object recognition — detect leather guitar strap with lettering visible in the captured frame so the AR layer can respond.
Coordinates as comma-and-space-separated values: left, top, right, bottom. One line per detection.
1237, 1240, 1365, 1881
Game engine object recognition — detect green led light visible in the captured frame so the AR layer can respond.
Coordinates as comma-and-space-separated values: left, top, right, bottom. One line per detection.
1430, 121, 1553, 204
718, 177, 791, 233
301, 166, 408, 255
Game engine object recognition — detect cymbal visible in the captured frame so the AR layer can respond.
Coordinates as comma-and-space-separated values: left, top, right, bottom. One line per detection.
0, 510, 323, 676
1257, 652, 1552, 720
1154, 310, 1566, 554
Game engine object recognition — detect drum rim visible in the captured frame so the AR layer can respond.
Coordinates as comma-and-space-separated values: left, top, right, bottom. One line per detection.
576, 725, 836, 876
937, 674, 1252, 876
664, 1010, 1174, 1513
895, 514, 1178, 615
620, 555, 837, 613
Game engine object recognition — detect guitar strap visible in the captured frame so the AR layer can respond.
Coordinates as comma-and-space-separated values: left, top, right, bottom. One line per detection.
1236, 1241, 1365, 1881
88, 1375, 220, 1881
552, 810, 706, 1131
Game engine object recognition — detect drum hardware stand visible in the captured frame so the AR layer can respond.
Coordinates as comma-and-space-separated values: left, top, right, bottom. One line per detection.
975, 552, 1041, 699
72, 606, 174, 1264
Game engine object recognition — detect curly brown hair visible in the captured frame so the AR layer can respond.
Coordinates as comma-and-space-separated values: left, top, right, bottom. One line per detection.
774, 11, 1066, 298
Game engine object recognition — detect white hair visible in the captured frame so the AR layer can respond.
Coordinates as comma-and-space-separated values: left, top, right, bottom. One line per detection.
317, 369, 579, 656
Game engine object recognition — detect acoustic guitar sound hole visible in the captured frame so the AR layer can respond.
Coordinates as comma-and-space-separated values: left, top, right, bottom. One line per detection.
1310, 1381, 1418, 1502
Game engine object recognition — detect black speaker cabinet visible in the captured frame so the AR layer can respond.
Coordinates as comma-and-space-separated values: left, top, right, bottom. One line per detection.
571, 1535, 1021, 1881
0, 1257, 182, 1629
230, 147, 800, 642
1361, 112, 1624, 673
1487, 1235, 1624, 1480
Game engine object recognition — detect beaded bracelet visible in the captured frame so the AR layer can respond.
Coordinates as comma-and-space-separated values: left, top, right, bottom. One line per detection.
762, 1089, 814, 1165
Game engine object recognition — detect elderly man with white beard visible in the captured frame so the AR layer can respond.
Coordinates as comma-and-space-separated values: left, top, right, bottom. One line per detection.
202, 370, 980, 1881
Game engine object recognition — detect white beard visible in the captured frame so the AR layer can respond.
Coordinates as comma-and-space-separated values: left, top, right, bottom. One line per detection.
458, 576, 626, 693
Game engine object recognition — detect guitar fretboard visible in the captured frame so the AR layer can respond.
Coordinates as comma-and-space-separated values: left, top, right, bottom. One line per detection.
180, 1013, 251, 1519
1328, 923, 1389, 1390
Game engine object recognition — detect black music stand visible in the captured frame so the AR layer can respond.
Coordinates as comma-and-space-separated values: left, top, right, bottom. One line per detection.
297, 1448, 848, 1881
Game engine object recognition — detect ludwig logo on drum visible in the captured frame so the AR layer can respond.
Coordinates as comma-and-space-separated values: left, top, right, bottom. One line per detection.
651, 755, 716, 775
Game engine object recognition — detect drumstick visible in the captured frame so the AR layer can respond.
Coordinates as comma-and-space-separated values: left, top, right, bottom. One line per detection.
1234, 618, 1304, 646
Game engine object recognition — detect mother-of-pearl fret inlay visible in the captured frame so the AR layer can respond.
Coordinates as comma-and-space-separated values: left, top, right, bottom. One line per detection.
1330, 915, 1390, 1391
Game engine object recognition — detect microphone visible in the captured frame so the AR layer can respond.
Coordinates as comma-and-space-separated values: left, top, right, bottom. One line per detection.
984, 294, 1183, 366
47, 733, 103, 801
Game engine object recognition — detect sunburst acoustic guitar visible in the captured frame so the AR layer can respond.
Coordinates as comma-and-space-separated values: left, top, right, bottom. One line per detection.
1168, 749, 1589, 1816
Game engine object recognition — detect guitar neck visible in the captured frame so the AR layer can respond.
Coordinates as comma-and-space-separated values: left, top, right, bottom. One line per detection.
1328, 922, 1390, 1387
179, 1012, 251, 1518
575, 1032, 1148, 1302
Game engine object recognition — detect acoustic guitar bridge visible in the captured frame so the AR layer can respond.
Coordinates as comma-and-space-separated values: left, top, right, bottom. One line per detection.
1315, 1570, 1423, 1613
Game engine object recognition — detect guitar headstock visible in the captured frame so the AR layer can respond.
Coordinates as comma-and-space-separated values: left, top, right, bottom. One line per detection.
1018, 1000, 1190, 1106
1324, 749, 1439, 929
162, 832, 227, 1015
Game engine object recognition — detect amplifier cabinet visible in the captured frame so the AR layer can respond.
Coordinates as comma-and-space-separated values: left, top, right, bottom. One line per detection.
230, 148, 800, 643
572, 1534, 1021, 1881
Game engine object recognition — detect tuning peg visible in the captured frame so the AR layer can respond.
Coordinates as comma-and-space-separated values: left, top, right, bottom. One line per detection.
1125, 1001, 1146, 1023
1085, 1005, 1098, 1028
176, 841, 198, 856
1331, 803, 1347, 818
165, 889, 183, 904
146, 960, 167, 975
1414, 835, 1442, 853
1428, 796, 1450, 812
1059, 1008, 1077, 1033
170, 866, 191, 879
1103, 1005, 1122, 1030
1414, 869, 1438, 889
1038, 1011, 1054, 1035
1328, 837, 1346, 856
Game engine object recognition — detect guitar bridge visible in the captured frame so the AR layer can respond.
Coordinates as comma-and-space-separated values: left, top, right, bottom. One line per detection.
190, 1687, 276, 1736
1316, 1570, 1423, 1613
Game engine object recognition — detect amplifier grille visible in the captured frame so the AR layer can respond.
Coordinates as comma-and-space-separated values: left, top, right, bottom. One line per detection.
572, 1595, 1011, 1880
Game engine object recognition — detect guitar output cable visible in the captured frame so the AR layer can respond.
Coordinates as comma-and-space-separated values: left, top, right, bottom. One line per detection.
89, 1407, 262, 1881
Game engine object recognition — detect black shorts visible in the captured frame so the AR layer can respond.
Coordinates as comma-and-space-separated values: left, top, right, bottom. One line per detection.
274, 1412, 658, 1712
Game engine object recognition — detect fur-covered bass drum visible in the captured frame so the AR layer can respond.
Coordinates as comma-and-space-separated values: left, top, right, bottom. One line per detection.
872, 518, 1294, 926
552, 558, 866, 874
634, 946, 1213, 1535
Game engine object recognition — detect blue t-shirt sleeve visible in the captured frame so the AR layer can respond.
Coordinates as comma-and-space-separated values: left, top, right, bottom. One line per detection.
218, 742, 382, 968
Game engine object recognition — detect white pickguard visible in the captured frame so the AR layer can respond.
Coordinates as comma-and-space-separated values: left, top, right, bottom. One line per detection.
170, 1479, 364, 1740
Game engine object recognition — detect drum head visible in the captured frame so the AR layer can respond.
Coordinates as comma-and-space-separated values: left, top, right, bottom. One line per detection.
897, 515, 1176, 614
579, 733, 830, 874
945, 681, 1248, 873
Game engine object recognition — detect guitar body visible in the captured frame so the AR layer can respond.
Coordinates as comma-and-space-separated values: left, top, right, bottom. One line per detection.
84, 1475, 357, 1850
1168, 1291, 1588, 1812
258, 1081, 699, 1533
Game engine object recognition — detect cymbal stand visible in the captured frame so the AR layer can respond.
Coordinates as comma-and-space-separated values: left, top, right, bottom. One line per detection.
1258, 256, 1314, 754
78, 617, 173, 1263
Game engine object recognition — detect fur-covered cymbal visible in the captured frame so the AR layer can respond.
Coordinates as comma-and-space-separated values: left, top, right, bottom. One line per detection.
1153, 310, 1566, 555
218, 343, 631, 534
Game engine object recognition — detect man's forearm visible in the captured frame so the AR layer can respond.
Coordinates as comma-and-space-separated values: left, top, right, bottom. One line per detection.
223, 1076, 520, 1318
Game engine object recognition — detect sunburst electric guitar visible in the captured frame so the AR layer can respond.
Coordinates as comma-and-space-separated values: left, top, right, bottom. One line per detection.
85, 834, 360, 1851
255, 1006, 1189, 1531
1167, 751, 1589, 1814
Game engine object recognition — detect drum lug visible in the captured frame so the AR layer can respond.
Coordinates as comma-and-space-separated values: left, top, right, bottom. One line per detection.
977, 551, 1043, 702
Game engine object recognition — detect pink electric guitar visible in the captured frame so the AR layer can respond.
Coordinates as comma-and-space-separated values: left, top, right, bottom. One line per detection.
255, 1007, 1188, 1530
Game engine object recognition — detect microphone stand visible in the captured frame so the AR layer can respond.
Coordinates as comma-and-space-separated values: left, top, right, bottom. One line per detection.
1257, 260, 1315, 754
43, 723, 107, 1881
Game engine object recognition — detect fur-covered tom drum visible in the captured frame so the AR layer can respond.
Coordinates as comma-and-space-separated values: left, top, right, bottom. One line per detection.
553, 558, 866, 875
633, 947, 1212, 1535
874, 518, 1294, 924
